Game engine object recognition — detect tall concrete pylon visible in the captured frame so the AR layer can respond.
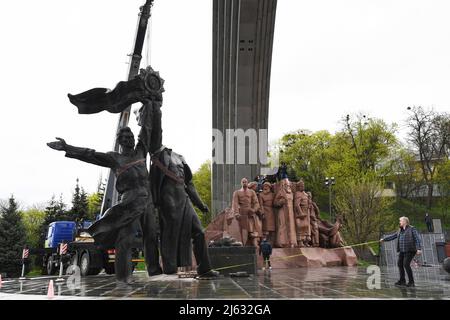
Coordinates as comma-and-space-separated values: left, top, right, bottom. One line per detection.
212, 0, 277, 214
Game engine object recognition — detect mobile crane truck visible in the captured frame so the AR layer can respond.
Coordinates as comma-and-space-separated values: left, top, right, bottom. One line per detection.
35, 220, 140, 277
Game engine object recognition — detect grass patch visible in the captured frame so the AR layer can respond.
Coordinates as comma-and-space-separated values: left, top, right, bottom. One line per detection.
135, 261, 147, 271
27, 268, 43, 277
356, 259, 372, 267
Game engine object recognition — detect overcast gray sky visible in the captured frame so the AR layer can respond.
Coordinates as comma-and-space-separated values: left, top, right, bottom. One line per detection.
1, 0, 449, 208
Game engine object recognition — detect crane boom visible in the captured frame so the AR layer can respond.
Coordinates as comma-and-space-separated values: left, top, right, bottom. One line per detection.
100, 0, 154, 215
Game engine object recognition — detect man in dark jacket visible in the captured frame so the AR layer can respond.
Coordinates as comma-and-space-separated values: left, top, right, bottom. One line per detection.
381, 216, 422, 287
425, 213, 433, 232
259, 238, 273, 270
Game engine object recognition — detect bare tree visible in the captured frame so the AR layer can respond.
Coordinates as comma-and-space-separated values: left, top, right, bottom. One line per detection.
406, 106, 450, 208
390, 148, 422, 199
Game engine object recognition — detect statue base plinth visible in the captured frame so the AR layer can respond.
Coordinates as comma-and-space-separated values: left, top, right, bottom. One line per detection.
208, 247, 257, 275
257, 247, 357, 268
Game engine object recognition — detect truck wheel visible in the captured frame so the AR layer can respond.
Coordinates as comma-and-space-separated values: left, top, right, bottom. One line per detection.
80, 252, 91, 276
104, 264, 115, 275
47, 257, 56, 275
80, 252, 102, 276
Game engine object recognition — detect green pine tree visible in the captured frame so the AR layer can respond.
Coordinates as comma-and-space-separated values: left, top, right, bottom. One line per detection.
69, 179, 89, 221
37, 194, 68, 249
0, 196, 27, 278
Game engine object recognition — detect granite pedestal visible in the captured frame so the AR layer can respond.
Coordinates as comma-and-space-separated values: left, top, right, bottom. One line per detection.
208, 247, 257, 275
257, 247, 358, 269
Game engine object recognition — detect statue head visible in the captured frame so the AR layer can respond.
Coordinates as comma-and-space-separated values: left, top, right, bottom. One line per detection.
263, 182, 271, 193
241, 177, 249, 189
282, 180, 292, 193
306, 191, 312, 199
117, 127, 135, 151
297, 180, 305, 192
248, 181, 257, 191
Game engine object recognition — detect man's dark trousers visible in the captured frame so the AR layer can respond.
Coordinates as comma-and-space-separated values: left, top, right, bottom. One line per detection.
398, 251, 416, 283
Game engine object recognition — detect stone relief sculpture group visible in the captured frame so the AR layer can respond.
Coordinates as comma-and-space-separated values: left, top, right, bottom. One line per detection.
230, 177, 345, 249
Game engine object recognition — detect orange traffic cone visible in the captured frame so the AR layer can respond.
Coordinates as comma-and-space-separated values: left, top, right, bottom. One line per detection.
47, 280, 54, 298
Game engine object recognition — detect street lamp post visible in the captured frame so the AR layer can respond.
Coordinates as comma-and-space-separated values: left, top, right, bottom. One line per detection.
325, 177, 336, 221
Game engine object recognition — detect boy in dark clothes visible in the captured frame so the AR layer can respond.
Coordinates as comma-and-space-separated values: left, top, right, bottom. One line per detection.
259, 238, 273, 270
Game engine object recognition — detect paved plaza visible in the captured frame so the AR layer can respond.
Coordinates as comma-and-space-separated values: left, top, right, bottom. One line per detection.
0, 266, 449, 300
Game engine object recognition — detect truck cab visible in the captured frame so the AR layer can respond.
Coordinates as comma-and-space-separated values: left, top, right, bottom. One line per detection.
45, 221, 76, 249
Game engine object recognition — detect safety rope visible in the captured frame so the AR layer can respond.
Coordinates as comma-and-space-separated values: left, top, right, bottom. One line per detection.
207, 240, 381, 274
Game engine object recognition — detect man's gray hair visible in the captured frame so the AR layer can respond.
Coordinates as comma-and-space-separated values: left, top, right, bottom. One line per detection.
400, 216, 410, 225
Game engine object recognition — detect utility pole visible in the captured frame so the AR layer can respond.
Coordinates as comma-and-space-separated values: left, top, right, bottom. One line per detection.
100, 0, 155, 215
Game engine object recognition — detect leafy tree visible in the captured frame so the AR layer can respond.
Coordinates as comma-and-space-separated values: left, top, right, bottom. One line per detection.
339, 114, 398, 177
87, 192, 103, 221
388, 148, 422, 200
277, 115, 398, 213
21, 207, 46, 249
0, 196, 27, 277
87, 175, 105, 220
334, 176, 395, 245
406, 106, 450, 208
278, 130, 333, 208
192, 161, 212, 227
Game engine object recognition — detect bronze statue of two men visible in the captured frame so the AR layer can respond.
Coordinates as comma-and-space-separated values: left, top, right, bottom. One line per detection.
48, 66, 218, 284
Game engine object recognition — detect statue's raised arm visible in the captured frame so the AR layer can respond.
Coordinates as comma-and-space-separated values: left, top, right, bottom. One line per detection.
47, 137, 117, 169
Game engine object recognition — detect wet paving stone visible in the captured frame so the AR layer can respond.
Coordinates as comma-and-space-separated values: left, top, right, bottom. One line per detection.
0, 267, 449, 299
